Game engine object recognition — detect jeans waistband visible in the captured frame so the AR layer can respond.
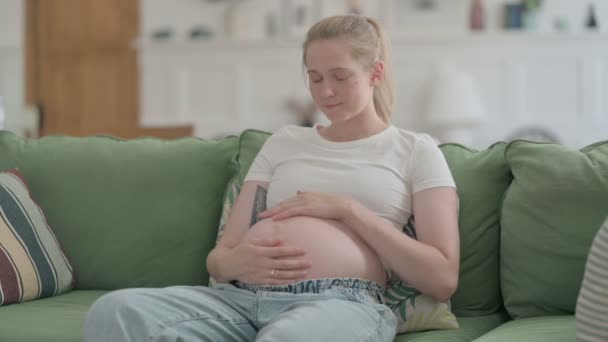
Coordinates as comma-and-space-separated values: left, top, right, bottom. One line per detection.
231, 278, 385, 305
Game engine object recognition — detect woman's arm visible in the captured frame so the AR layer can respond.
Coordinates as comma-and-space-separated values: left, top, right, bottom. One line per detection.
206, 180, 268, 282
341, 187, 460, 302
206, 181, 312, 284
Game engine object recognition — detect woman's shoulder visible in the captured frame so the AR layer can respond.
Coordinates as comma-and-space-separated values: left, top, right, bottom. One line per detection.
391, 127, 441, 150
263, 125, 314, 148
270, 125, 312, 140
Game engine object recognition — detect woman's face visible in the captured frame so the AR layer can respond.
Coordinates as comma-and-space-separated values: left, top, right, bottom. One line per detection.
305, 39, 374, 124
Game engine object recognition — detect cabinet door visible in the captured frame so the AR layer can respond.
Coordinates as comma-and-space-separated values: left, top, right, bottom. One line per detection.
27, 0, 141, 137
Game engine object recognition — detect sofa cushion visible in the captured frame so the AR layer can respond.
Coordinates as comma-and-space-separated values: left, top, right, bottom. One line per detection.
501, 140, 608, 319
439, 143, 511, 317
0, 169, 75, 305
0, 131, 239, 290
472, 316, 575, 342
0, 290, 107, 342
394, 311, 509, 342
575, 216, 608, 341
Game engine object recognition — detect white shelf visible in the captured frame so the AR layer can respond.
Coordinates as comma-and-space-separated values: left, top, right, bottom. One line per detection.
134, 31, 608, 51
390, 31, 608, 44
133, 38, 302, 51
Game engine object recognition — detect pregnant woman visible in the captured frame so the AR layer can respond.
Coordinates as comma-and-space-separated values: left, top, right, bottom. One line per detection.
83, 15, 460, 342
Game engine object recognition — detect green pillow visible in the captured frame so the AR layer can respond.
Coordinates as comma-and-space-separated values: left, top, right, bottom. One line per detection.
501, 140, 608, 319
0, 131, 239, 290
212, 129, 459, 333
439, 143, 512, 316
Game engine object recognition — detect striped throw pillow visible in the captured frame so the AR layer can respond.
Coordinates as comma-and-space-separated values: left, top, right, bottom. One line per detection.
0, 169, 75, 306
576, 217, 608, 341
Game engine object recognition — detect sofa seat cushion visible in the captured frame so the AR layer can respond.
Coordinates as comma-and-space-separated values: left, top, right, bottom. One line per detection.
395, 312, 509, 342
473, 316, 575, 342
0, 290, 107, 342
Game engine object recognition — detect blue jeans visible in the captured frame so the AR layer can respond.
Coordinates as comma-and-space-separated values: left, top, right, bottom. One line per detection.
83, 278, 397, 341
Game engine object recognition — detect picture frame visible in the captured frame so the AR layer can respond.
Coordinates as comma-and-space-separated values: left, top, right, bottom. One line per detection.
383, 0, 469, 36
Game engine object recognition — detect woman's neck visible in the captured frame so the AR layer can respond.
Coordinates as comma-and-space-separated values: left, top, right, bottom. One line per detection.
319, 109, 389, 142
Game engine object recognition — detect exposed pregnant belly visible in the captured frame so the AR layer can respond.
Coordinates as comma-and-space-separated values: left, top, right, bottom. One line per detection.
244, 216, 386, 286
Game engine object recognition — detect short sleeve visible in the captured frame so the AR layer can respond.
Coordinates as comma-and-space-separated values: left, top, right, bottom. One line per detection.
409, 134, 456, 193
243, 130, 281, 183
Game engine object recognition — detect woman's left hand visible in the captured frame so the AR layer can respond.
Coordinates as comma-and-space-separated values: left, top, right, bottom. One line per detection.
259, 191, 353, 221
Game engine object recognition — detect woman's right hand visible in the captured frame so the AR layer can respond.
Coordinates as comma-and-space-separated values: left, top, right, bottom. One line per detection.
228, 238, 312, 285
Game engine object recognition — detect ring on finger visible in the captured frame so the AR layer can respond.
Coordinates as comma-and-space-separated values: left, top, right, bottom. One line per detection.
271, 269, 277, 277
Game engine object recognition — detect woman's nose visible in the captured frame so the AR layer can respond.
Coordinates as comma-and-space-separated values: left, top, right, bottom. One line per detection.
321, 83, 335, 97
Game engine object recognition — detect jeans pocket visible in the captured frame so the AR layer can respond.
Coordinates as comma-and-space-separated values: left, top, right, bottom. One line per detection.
333, 287, 376, 305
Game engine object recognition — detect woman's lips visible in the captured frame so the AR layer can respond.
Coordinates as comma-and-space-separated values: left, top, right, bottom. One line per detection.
324, 103, 342, 109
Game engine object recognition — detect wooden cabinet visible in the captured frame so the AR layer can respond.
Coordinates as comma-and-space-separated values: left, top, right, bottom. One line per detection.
26, 0, 192, 138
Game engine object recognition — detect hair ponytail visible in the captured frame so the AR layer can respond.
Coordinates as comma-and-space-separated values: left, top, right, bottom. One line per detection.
364, 17, 394, 123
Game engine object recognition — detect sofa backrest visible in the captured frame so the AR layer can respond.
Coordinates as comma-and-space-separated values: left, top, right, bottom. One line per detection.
500, 140, 608, 319
440, 143, 512, 316
0, 131, 238, 290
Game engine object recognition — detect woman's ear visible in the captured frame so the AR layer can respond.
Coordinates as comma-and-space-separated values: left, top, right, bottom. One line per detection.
370, 61, 385, 86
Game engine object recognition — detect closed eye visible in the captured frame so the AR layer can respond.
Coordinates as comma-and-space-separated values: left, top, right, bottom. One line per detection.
334, 73, 352, 81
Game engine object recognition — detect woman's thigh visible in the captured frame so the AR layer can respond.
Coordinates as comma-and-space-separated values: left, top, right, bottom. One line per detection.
256, 297, 397, 342
83, 284, 257, 342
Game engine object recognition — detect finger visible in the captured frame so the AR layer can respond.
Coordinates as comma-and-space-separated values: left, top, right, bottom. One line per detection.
263, 246, 307, 258
259, 205, 283, 218
264, 198, 299, 212
274, 258, 313, 270
259, 204, 289, 218
249, 238, 283, 247
271, 208, 303, 221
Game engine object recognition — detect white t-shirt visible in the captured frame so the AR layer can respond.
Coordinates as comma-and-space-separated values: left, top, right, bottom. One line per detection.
244, 124, 456, 228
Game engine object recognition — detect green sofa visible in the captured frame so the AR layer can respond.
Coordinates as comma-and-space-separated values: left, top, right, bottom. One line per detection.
0, 129, 606, 342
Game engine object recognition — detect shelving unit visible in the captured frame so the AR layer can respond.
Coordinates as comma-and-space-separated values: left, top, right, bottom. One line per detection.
136, 32, 608, 148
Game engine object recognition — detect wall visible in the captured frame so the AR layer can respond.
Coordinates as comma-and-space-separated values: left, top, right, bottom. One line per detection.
0, 0, 24, 132
138, 35, 608, 148
0, 0, 22, 46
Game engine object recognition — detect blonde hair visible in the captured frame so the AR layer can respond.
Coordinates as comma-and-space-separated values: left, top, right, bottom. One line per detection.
303, 15, 394, 123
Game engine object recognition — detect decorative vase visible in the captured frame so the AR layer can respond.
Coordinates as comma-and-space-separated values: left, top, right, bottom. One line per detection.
470, 0, 485, 31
